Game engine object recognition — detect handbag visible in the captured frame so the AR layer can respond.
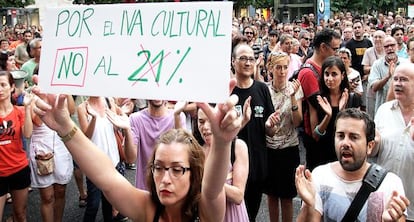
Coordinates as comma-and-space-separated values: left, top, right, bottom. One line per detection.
35, 152, 55, 176
35, 133, 55, 176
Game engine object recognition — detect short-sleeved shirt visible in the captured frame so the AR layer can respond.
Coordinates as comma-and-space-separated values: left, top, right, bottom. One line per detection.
312, 163, 406, 222
375, 100, 414, 220
266, 82, 303, 149
346, 38, 373, 77
368, 57, 407, 113
232, 80, 275, 182
361, 47, 385, 68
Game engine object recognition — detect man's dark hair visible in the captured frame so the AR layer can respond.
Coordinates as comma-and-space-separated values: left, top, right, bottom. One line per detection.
391, 26, 404, 37
0, 38, 9, 45
23, 29, 32, 36
335, 108, 376, 143
313, 28, 341, 50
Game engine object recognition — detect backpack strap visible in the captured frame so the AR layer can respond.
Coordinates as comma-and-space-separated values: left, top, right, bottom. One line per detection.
303, 62, 319, 78
341, 163, 388, 222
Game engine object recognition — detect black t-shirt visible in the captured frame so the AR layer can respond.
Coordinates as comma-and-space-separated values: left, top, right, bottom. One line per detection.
345, 38, 373, 77
231, 80, 275, 182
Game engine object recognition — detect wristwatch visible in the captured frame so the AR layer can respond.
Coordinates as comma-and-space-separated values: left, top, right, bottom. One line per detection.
291, 105, 299, 111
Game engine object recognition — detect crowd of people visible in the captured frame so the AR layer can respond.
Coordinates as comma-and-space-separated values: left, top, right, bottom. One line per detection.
1, 8, 414, 222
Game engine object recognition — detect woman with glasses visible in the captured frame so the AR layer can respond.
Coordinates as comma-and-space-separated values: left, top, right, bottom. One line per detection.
30, 79, 242, 222
308, 56, 361, 170
196, 106, 249, 222
264, 52, 303, 222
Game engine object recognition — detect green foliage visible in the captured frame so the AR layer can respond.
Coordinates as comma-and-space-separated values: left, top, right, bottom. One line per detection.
233, 0, 273, 9
330, 0, 406, 13
0, 0, 35, 7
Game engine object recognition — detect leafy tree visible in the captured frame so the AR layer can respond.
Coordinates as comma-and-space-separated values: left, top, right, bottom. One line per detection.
0, 0, 35, 7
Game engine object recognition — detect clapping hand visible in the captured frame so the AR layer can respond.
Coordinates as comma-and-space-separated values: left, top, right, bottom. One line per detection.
265, 110, 281, 128
382, 191, 410, 221
174, 101, 188, 115
106, 109, 130, 130
295, 165, 316, 207
85, 102, 98, 118
316, 95, 332, 117
23, 92, 36, 107
339, 88, 349, 110
289, 79, 301, 96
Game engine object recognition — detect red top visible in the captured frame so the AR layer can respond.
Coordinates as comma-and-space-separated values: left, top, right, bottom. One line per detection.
0, 106, 28, 177
298, 60, 322, 136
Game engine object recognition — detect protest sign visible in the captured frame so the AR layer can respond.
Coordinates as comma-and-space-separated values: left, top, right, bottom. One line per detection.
38, 2, 232, 103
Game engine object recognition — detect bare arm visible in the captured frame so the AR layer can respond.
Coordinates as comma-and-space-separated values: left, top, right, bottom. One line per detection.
372, 62, 394, 92
77, 102, 96, 138
198, 80, 242, 221
291, 79, 303, 127
32, 91, 155, 222
22, 95, 33, 138
309, 97, 332, 141
363, 65, 371, 76
105, 109, 137, 164
224, 139, 249, 204
295, 165, 322, 222
67, 95, 76, 115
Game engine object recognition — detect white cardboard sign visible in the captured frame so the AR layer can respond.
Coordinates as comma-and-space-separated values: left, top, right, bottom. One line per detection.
38, 2, 232, 103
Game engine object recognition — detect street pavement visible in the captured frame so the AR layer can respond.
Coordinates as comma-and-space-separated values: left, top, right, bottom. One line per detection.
3, 144, 305, 222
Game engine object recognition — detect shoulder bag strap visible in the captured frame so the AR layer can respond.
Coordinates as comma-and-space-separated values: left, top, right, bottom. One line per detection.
341, 164, 388, 222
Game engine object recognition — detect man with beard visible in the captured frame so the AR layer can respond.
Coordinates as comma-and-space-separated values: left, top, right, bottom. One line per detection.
295, 108, 410, 221
374, 63, 414, 221
128, 100, 186, 190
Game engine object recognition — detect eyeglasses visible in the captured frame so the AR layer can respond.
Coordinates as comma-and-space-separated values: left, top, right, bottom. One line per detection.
236, 56, 256, 63
275, 65, 288, 70
151, 164, 191, 179
303, 37, 311, 41
244, 31, 254, 35
294, 30, 300, 33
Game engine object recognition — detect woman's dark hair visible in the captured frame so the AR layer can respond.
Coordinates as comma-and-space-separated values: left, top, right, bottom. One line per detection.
146, 129, 205, 220
0, 70, 16, 104
319, 56, 349, 102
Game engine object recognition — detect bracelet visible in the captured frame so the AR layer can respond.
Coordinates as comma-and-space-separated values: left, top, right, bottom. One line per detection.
314, 125, 326, 136
60, 126, 78, 143
291, 105, 299, 111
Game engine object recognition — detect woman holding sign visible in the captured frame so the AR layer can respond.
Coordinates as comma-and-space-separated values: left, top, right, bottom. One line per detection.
30, 79, 242, 222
